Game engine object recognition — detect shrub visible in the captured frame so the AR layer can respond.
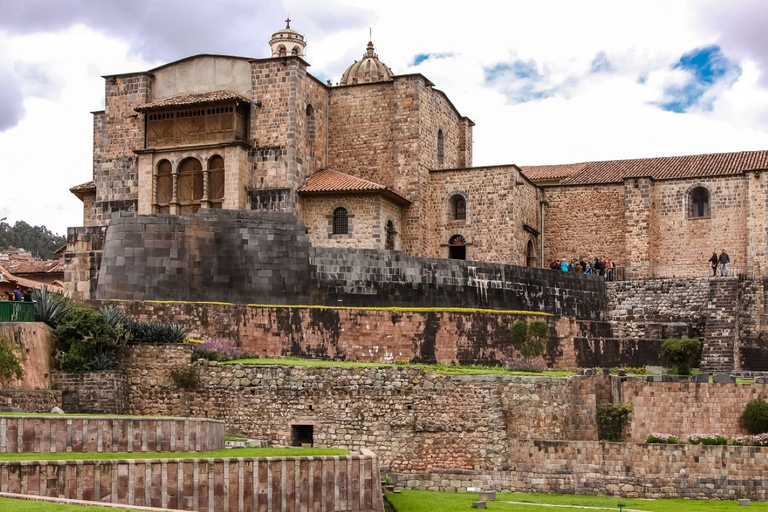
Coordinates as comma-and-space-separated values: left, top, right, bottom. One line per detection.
502, 356, 547, 373
596, 403, 633, 442
660, 337, 701, 375
510, 320, 549, 358
170, 367, 200, 389
645, 433, 680, 444
0, 336, 25, 386
55, 305, 127, 372
688, 434, 727, 445
99, 307, 126, 328
32, 286, 71, 328
742, 398, 768, 434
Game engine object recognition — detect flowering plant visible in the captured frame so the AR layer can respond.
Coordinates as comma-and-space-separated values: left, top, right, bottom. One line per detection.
687, 434, 727, 445
191, 340, 244, 362
732, 433, 768, 446
646, 433, 680, 444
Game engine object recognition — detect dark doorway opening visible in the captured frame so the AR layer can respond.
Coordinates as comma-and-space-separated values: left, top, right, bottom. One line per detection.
448, 234, 466, 260
291, 424, 314, 447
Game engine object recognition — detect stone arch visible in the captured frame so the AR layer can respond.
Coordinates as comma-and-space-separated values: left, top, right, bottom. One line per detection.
448, 234, 466, 260
686, 184, 711, 219
526, 238, 538, 267
448, 192, 467, 221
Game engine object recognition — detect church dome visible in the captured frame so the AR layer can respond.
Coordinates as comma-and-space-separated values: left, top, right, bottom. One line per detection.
269, 18, 306, 58
339, 41, 394, 86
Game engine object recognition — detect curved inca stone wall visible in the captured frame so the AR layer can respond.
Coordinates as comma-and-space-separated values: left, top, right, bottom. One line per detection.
96, 210, 313, 304
0, 416, 225, 453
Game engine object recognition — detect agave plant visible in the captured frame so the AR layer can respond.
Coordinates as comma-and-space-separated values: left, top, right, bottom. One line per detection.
32, 285, 71, 328
99, 307, 126, 328
85, 348, 120, 371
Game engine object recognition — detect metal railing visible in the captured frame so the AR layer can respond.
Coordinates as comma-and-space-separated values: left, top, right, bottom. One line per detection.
548, 263, 756, 281
0, 301, 35, 322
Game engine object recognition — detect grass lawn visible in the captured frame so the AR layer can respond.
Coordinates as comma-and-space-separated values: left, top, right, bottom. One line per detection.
0, 446, 348, 462
222, 357, 576, 377
0, 496, 146, 511
386, 490, 768, 512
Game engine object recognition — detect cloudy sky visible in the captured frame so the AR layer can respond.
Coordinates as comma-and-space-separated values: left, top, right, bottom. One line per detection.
2, 0, 768, 236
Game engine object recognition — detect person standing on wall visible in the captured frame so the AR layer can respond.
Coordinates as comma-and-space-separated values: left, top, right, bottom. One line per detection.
12, 286, 21, 301
719, 249, 730, 277
709, 251, 719, 277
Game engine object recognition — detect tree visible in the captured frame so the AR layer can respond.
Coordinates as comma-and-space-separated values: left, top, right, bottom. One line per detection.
0, 220, 66, 260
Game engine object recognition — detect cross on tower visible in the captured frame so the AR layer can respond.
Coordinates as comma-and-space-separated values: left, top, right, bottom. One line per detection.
285, 17, 291, 29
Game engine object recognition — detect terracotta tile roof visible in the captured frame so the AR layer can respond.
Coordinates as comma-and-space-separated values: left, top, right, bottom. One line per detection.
0, 265, 64, 292
135, 90, 250, 112
69, 181, 95, 195
521, 150, 768, 185
299, 169, 411, 204
4, 260, 63, 275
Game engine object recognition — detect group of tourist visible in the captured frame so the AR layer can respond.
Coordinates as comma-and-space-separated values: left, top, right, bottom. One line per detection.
1, 286, 33, 302
549, 257, 617, 280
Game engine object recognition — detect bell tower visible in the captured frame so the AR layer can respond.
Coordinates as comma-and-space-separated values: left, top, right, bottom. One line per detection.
269, 18, 307, 58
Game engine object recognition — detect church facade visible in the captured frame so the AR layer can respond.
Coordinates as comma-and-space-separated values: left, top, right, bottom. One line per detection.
68, 21, 768, 295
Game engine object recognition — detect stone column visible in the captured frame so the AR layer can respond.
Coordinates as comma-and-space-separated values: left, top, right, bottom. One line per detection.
623, 178, 652, 278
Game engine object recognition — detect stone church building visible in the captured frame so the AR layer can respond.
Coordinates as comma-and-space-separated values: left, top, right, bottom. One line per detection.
68, 21, 768, 296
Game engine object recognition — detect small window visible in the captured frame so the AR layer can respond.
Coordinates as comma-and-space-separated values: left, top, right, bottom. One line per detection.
385, 220, 395, 250
448, 234, 466, 260
306, 104, 316, 155
689, 186, 710, 218
437, 129, 444, 166
451, 195, 466, 221
333, 207, 348, 235
291, 46, 300, 56
278, 45, 287, 57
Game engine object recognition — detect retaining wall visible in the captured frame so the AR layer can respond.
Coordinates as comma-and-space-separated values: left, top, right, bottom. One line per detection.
0, 416, 225, 453
0, 323, 55, 390
51, 371, 128, 414
0, 453, 382, 512
396, 440, 768, 500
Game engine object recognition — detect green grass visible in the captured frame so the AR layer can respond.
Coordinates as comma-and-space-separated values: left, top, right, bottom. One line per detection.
386, 490, 768, 512
0, 446, 348, 462
222, 357, 575, 377
0, 497, 147, 511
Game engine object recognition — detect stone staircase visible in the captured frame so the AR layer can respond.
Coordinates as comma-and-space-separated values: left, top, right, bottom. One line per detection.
701, 279, 739, 372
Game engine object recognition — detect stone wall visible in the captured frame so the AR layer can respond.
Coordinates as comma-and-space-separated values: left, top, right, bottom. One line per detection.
94, 303, 598, 367
51, 371, 128, 415
89, 210, 607, 318
119, 349, 602, 473
426, 166, 541, 266
0, 323, 55, 390
622, 378, 768, 442
95, 211, 312, 304
397, 440, 768, 500
543, 184, 626, 267
309, 248, 606, 318
0, 390, 62, 413
64, 226, 106, 299
0, 416, 224, 453
0, 453, 383, 512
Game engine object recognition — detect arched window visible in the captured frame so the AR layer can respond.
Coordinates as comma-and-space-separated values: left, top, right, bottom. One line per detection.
333, 207, 349, 235
178, 157, 203, 214
208, 155, 225, 209
526, 240, 537, 267
278, 45, 287, 57
291, 46, 300, 56
448, 234, 466, 260
437, 129, 444, 166
306, 104, 316, 156
385, 220, 395, 250
451, 194, 466, 221
155, 159, 173, 214
689, 186, 710, 218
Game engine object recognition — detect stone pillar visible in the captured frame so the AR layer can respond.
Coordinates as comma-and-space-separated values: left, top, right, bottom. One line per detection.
746, 171, 768, 275
701, 279, 739, 372
623, 178, 652, 278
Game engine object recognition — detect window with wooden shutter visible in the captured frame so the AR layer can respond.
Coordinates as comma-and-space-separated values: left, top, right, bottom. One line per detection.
178, 157, 203, 214
155, 159, 173, 214
208, 155, 225, 209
